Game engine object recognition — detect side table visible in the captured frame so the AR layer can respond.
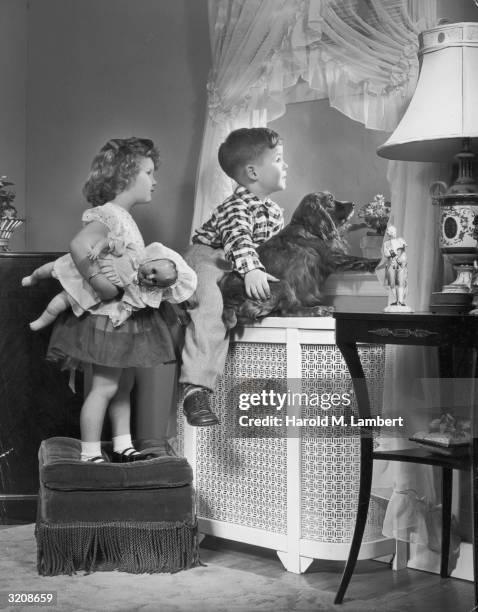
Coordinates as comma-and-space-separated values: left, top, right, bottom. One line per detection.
333, 311, 477, 606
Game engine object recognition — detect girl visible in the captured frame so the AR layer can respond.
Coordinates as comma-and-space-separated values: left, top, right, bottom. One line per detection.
22, 239, 197, 330
45, 137, 180, 463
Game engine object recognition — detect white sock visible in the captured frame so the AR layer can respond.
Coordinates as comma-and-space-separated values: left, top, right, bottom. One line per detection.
113, 434, 135, 454
81, 441, 102, 462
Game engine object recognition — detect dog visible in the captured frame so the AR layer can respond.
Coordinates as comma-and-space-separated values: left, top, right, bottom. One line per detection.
220, 191, 379, 329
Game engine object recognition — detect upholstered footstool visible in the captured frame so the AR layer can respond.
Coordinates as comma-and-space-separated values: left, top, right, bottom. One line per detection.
36, 437, 199, 576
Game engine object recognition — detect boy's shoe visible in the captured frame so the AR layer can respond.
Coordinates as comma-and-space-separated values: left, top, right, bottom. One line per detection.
183, 389, 219, 426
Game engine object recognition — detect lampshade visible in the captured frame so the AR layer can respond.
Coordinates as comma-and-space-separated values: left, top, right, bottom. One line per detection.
377, 22, 478, 162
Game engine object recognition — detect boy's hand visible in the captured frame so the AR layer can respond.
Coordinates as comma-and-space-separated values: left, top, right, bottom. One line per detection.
244, 269, 279, 300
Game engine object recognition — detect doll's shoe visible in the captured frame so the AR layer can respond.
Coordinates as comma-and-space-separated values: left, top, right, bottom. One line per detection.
183, 389, 219, 427
112, 447, 155, 463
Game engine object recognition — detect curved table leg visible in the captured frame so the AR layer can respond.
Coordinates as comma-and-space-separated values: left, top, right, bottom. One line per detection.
334, 342, 374, 604
334, 435, 374, 604
440, 467, 452, 578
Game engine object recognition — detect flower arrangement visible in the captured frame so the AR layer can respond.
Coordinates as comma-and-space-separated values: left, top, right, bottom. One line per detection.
357, 194, 391, 235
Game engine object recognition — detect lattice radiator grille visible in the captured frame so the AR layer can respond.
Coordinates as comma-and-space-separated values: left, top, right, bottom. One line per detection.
180, 342, 288, 533
300, 344, 385, 542
178, 339, 386, 545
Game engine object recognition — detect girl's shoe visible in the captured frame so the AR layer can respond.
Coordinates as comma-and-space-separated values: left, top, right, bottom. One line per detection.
85, 455, 106, 463
112, 447, 155, 463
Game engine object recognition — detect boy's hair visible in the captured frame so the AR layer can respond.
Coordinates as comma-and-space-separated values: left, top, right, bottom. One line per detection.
218, 127, 281, 182
83, 137, 160, 206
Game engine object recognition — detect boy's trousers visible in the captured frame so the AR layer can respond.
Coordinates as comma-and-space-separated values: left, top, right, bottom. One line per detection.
179, 244, 232, 392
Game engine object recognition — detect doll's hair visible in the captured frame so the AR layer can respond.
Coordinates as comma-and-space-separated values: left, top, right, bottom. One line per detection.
83, 137, 160, 206
218, 127, 282, 181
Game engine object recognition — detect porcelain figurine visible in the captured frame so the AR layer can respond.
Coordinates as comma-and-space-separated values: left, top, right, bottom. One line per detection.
382, 225, 413, 312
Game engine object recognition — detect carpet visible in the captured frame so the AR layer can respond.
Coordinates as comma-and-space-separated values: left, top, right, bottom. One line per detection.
0, 524, 407, 612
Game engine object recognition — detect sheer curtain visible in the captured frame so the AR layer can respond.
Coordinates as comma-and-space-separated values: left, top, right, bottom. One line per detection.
194, 0, 448, 561
372, 160, 461, 562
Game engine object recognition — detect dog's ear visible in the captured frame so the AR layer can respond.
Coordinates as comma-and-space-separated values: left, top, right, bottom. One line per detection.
320, 191, 335, 210
291, 193, 318, 225
314, 208, 336, 240
291, 192, 338, 240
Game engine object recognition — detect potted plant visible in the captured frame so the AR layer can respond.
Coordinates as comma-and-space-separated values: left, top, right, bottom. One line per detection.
348, 194, 391, 258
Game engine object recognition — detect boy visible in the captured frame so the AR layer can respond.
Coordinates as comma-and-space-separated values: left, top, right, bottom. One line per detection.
180, 127, 288, 426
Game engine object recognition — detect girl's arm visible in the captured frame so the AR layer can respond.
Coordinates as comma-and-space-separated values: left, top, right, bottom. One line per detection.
70, 221, 121, 301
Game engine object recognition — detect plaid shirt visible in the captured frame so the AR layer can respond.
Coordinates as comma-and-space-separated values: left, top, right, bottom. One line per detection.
192, 186, 284, 275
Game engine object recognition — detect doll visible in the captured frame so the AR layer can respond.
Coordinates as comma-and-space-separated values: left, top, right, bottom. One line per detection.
22, 237, 197, 330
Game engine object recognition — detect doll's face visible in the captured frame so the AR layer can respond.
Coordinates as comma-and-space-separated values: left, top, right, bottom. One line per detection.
138, 258, 177, 287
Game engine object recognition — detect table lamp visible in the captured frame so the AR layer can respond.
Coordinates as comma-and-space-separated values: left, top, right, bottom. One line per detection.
377, 22, 478, 312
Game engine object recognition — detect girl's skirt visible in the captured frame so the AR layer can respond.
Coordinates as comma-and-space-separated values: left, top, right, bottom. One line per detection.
47, 307, 177, 370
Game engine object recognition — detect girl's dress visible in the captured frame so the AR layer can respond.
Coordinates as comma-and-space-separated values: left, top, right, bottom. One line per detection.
47, 203, 178, 369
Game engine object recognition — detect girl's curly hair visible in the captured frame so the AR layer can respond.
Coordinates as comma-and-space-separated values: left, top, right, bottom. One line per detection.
83, 137, 160, 206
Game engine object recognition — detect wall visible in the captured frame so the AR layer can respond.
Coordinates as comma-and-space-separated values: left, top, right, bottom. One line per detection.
270, 100, 390, 255
25, 0, 210, 253
437, 0, 478, 22
0, 0, 27, 251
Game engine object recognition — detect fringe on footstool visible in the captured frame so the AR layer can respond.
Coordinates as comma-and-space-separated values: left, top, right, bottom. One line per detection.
35, 519, 202, 576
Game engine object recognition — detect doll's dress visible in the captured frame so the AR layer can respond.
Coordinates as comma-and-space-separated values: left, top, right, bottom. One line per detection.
47, 203, 177, 369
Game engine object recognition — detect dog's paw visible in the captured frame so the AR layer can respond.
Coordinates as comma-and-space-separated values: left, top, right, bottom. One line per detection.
286, 305, 335, 317
309, 305, 335, 317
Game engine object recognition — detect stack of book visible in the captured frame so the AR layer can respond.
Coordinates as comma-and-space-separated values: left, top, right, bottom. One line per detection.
409, 430, 470, 456
429, 292, 473, 314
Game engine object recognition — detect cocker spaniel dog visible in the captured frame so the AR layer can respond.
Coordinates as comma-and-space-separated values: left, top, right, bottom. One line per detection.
220, 191, 379, 329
